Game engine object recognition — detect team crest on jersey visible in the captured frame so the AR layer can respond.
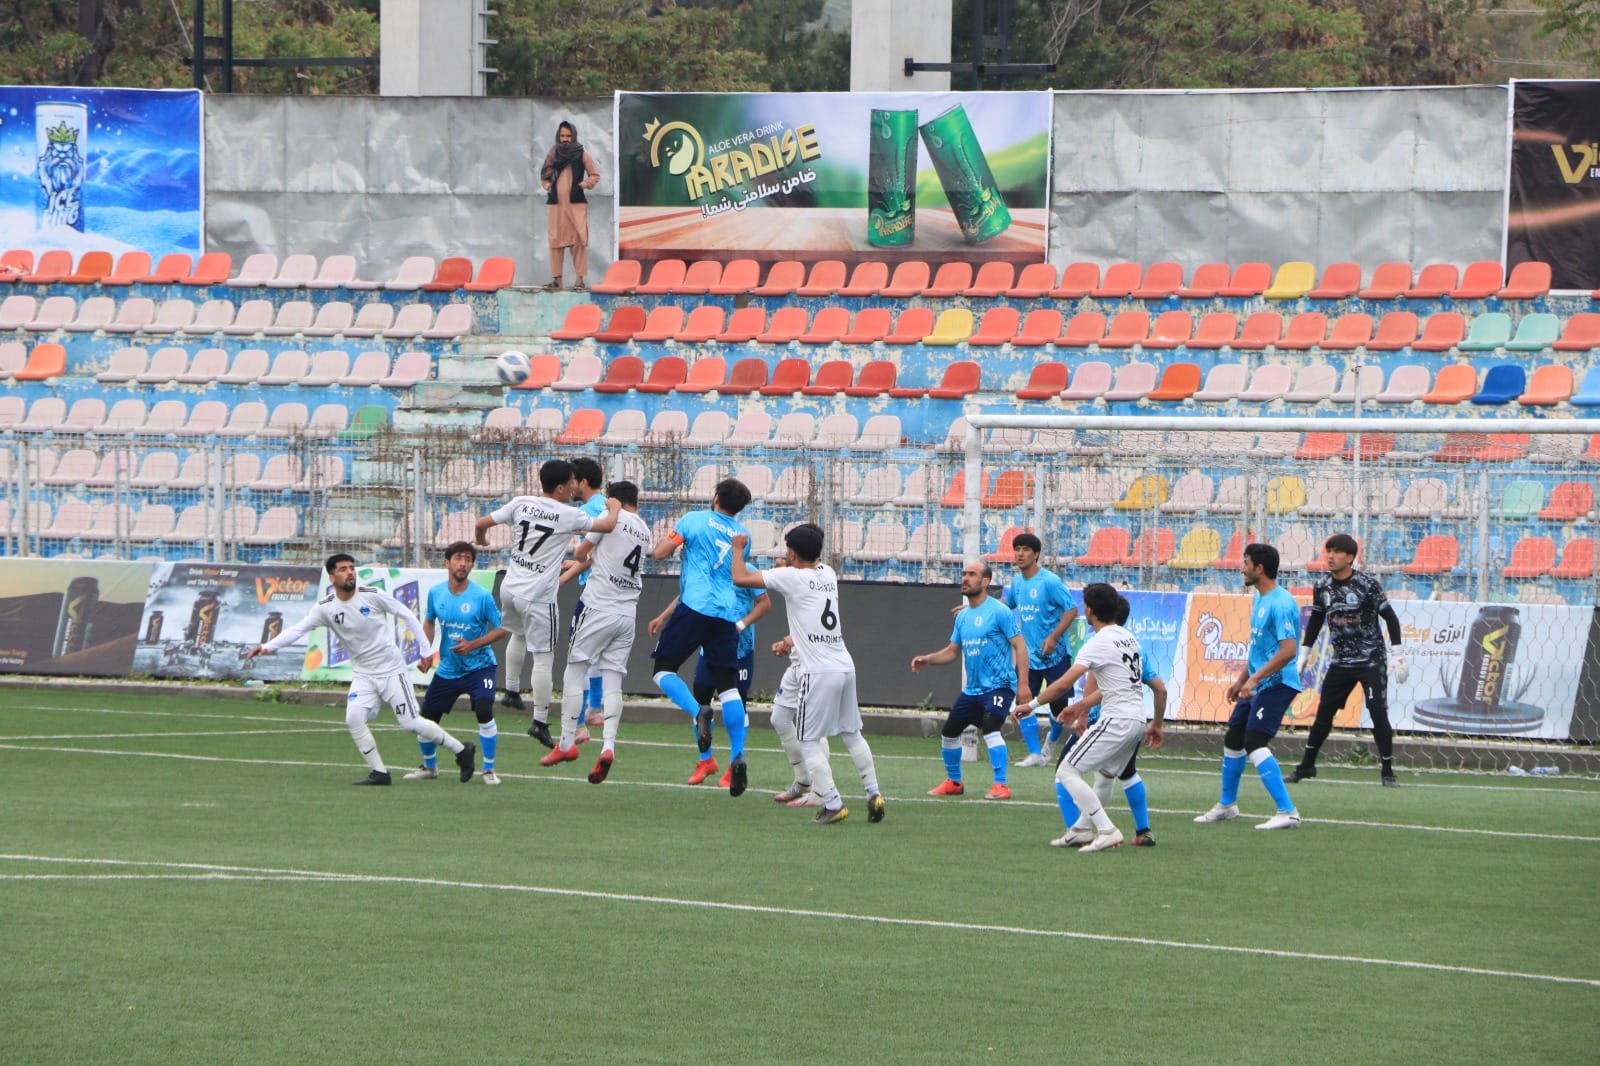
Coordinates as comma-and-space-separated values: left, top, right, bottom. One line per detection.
460, 603, 472, 614
359, 606, 371, 616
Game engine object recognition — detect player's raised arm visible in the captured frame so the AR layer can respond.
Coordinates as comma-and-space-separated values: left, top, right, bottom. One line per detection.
729, 533, 766, 589
473, 512, 499, 547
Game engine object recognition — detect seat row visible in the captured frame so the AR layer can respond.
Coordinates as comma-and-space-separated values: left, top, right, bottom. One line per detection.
1, 498, 299, 547
0, 396, 389, 439
512, 352, 977, 400
13, 447, 346, 493
0, 295, 473, 340
590, 257, 1564, 302
0, 344, 430, 388
0, 249, 516, 293
479, 407, 908, 451
551, 303, 1600, 354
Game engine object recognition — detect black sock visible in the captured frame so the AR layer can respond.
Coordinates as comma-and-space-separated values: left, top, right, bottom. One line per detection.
1381, 757, 1393, 773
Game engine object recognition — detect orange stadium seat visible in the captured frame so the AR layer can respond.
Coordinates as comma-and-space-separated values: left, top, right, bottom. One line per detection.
464, 256, 515, 291
99, 251, 152, 286
1551, 538, 1598, 579
927, 361, 981, 399
1276, 312, 1327, 350
65, 250, 113, 284
1451, 260, 1504, 299
555, 408, 604, 445
840, 307, 891, 343
752, 260, 805, 296
21, 249, 72, 283
1538, 481, 1594, 522
1404, 263, 1458, 299
713, 306, 765, 343
180, 252, 232, 286
964, 261, 1015, 298
1234, 312, 1283, 349
1076, 527, 1131, 567
1013, 309, 1062, 346
880, 260, 931, 297
1147, 361, 1201, 401
756, 306, 808, 343
1176, 262, 1229, 298
1498, 261, 1551, 299
1553, 312, 1600, 352
674, 357, 727, 394
510, 353, 561, 391
1358, 261, 1412, 299
1519, 365, 1574, 406
1006, 263, 1059, 298
967, 307, 1020, 346
1144, 310, 1193, 348
1503, 536, 1557, 578
674, 306, 725, 343
1188, 312, 1239, 349
1058, 311, 1107, 348
798, 306, 850, 344
719, 357, 769, 394
422, 256, 472, 291
635, 355, 688, 393
1099, 311, 1150, 348
1413, 311, 1465, 351
843, 360, 896, 397
1400, 534, 1459, 575
591, 259, 642, 294
593, 305, 647, 342
982, 470, 1033, 508
1217, 262, 1271, 297
923, 261, 974, 298
1050, 261, 1100, 299
1016, 362, 1068, 399
593, 355, 645, 393
632, 306, 686, 342
838, 261, 888, 297
1322, 313, 1374, 350
709, 258, 759, 295
674, 259, 722, 295
1366, 311, 1418, 350
799, 360, 853, 396
1091, 262, 1142, 299
759, 358, 810, 396
797, 259, 847, 296
1124, 528, 1178, 567
13, 342, 66, 381
1307, 262, 1361, 299
882, 306, 934, 344
1131, 261, 1183, 299
634, 258, 687, 294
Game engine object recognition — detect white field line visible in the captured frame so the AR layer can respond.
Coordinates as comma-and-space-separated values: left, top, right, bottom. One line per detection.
1, 739, 1597, 843
0, 852, 1595, 991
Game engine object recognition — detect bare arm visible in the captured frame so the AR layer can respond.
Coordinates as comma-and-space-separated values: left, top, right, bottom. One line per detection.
473, 513, 498, 547
911, 642, 961, 672
1010, 633, 1033, 707
586, 497, 622, 534
1041, 605, 1077, 660
728, 533, 766, 589
1238, 637, 1297, 700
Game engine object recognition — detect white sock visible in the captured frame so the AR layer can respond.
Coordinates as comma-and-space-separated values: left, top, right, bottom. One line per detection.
530, 652, 554, 724
800, 739, 840, 807
841, 730, 879, 796
560, 659, 587, 749
771, 703, 809, 786
602, 690, 622, 753
1059, 766, 1115, 833
504, 635, 526, 694
410, 716, 462, 753
1093, 770, 1116, 809
348, 724, 386, 772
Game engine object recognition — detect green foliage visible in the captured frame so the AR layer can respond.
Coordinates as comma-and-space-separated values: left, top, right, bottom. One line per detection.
1535, 0, 1600, 66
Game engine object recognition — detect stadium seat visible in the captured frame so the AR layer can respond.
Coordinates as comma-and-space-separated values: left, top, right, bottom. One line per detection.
1090, 262, 1142, 299
1306, 261, 1362, 299
759, 358, 811, 395
0, 249, 32, 281
1016, 362, 1068, 400
799, 360, 853, 396
1238, 363, 1292, 402
1169, 261, 1223, 299
1470, 364, 1526, 404
554, 408, 605, 445
334, 302, 389, 338
259, 349, 310, 385
798, 306, 850, 344
935, 469, 986, 509
967, 307, 1020, 346
24, 295, 75, 331
1284, 365, 1338, 402
226, 253, 278, 288
64, 250, 113, 284
307, 254, 360, 289
1192, 362, 1246, 401
294, 349, 348, 388
0, 294, 36, 329
965, 261, 1016, 298
1421, 364, 1478, 404
379, 256, 435, 291
724, 411, 773, 448
422, 303, 472, 339
843, 360, 896, 397
1060, 360, 1113, 400
923, 262, 974, 298
1451, 260, 1504, 299
634, 258, 687, 295
1498, 261, 1551, 299
768, 412, 817, 449
1476, 432, 1531, 462
1356, 261, 1411, 300
1331, 365, 1383, 402
1518, 364, 1574, 406
928, 360, 981, 399
626, 355, 685, 394
1004, 309, 1059, 348
1159, 473, 1214, 514
923, 308, 974, 346
1051, 261, 1101, 299
982, 470, 1033, 508
1362, 363, 1418, 405
1167, 527, 1222, 569
299, 301, 353, 337
264, 253, 318, 289
719, 357, 769, 394
1298, 473, 1353, 517
1570, 367, 1600, 406
1409, 311, 1465, 351
1141, 310, 1191, 348
1366, 311, 1418, 350
856, 414, 902, 448
1552, 312, 1600, 352
1263, 475, 1306, 515
1129, 261, 1183, 299
880, 260, 931, 298
1057, 311, 1107, 348
1506, 312, 1560, 352
591, 259, 642, 294
1005, 263, 1059, 299
1263, 261, 1315, 299
1493, 479, 1546, 519
630, 306, 686, 343
21, 249, 72, 284
1113, 473, 1168, 510
797, 259, 848, 297
706, 258, 758, 295
1403, 263, 1459, 299
263, 300, 314, 336
1217, 262, 1271, 297
1233, 311, 1282, 350
752, 259, 805, 296
13, 342, 66, 381
1076, 527, 1131, 567
673, 356, 728, 394
1099, 311, 1150, 349
592, 355, 645, 394
1147, 361, 1201, 400
666, 305, 722, 343
592, 305, 647, 343
95, 346, 148, 384
180, 252, 233, 286
458, 256, 514, 292
838, 261, 888, 297
1538, 481, 1594, 522
552, 352, 603, 391
597, 408, 648, 447
1187, 312, 1238, 349
756, 306, 808, 343
97, 250, 151, 287
1551, 537, 1598, 579
62, 295, 114, 332
1276, 312, 1327, 350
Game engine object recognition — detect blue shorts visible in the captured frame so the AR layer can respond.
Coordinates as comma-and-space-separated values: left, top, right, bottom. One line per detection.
651, 602, 740, 671
421, 665, 498, 719
695, 647, 754, 700
1227, 682, 1299, 738
948, 687, 1015, 732
1029, 660, 1072, 713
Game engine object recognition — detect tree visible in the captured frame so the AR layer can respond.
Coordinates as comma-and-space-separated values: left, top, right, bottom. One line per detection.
1335, 0, 1494, 86
1535, 0, 1600, 68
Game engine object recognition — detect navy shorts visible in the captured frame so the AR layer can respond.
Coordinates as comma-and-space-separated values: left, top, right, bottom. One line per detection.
651, 602, 740, 671
1227, 682, 1299, 738
695, 647, 754, 700
1030, 659, 1072, 712
948, 687, 1016, 732
421, 665, 498, 719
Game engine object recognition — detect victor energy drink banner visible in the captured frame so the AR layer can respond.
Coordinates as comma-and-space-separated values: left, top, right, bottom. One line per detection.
0, 558, 153, 676
616, 90, 1050, 264
135, 562, 323, 682
1506, 79, 1600, 291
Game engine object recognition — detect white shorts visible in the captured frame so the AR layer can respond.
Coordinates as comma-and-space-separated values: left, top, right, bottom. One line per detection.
501, 593, 559, 654
348, 670, 421, 723
794, 669, 862, 742
1063, 716, 1145, 778
567, 607, 636, 675
773, 661, 802, 713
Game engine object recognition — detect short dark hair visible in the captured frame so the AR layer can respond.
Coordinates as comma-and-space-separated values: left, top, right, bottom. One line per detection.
540, 459, 575, 492
1114, 593, 1132, 626
1082, 582, 1119, 624
606, 480, 638, 507
714, 477, 751, 515
571, 457, 603, 490
1243, 542, 1280, 578
324, 552, 356, 575
785, 522, 824, 562
1324, 533, 1359, 556
442, 541, 477, 562
1012, 531, 1042, 554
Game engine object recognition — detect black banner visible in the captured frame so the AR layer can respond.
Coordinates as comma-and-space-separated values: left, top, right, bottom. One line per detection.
1507, 80, 1600, 292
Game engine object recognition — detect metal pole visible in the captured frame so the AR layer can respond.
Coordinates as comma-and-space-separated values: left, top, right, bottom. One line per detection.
411, 447, 425, 568
962, 419, 982, 561
193, 0, 206, 89
1352, 359, 1363, 546
221, 0, 234, 93
212, 442, 225, 563
1477, 469, 1490, 603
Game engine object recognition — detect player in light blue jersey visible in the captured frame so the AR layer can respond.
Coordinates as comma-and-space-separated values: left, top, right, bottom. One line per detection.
649, 477, 759, 797
911, 560, 1031, 800
411, 542, 511, 784
1002, 532, 1078, 766
1195, 542, 1303, 830
568, 456, 607, 743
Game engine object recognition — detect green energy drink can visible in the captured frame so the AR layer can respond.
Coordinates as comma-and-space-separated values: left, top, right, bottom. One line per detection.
918, 103, 1011, 243
868, 109, 917, 246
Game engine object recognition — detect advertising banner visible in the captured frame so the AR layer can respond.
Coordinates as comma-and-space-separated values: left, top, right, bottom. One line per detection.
0, 558, 153, 676
1169, 592, 1256, 723
1506, 79, 1600, 291
616, 90, 1051, 265
0, 86, 203, 259
1123, 590, 1189, 719
134, 563, 322, 682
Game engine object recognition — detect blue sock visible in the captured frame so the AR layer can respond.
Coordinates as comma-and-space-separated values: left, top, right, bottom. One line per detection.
588, 675, 603, 712
479, 720, 497, 771
577, 705, 587, 727
1046, 716, 1064, 745
986, 733, 1007, 784
1220, 750, 1247, 806
1019, 715, 1042, 755
1055, 780, 1080, 828
1123, 778, 1149, 833
941, 740, 963, 782
721, 691, 748, 760
654, 671, 699, 718
418, 740, 437, 769
1254, 752, 1294, 811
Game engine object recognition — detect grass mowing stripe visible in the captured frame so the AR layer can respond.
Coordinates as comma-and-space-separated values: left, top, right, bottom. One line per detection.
4, 852, 1596, 990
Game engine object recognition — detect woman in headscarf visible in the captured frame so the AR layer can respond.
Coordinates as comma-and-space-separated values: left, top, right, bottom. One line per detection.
541, 119, 601, 291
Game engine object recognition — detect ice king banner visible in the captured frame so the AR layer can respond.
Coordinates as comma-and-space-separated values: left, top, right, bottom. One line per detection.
615, 91, 1051, 265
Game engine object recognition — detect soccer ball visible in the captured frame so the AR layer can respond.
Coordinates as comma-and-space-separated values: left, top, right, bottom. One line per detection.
495, 350, 531, 386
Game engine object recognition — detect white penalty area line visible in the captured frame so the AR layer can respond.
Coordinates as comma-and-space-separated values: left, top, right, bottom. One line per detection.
2, 853, 1596, 991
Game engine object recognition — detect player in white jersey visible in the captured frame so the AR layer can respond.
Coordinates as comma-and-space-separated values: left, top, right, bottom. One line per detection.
550, 480, 652, 782
730, 523, 884, 826
476, 458, 620, 748
245, 553, 476, 786
1016, 582, 1163, 852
